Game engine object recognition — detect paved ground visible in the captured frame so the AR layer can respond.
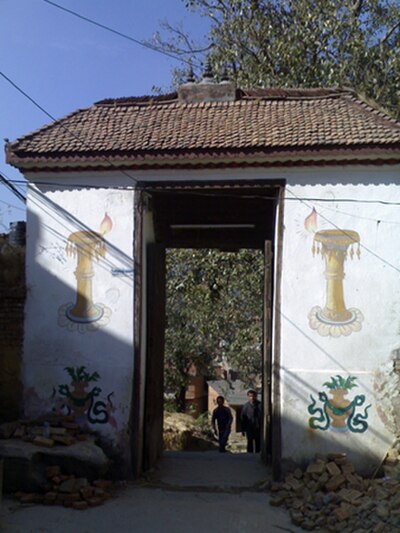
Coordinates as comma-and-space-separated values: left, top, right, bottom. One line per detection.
1, 451, 301, 533
153, 451, 270, 488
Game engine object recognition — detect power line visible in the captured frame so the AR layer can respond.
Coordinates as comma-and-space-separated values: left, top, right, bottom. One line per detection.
42, 0, 203, 70
0, 70, 139, 186
0, 172, 26, 204
286, 187, 400, 274
8, 177, 400, 208
0, 197, 26, 212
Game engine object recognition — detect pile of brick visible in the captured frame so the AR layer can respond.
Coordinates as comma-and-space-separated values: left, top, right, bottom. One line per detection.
270, 452, 400, 532
0, 416, 89, 447
15, 466, 114, 510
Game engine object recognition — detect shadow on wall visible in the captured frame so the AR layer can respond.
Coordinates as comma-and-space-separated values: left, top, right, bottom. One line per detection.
20, 202, 136, 476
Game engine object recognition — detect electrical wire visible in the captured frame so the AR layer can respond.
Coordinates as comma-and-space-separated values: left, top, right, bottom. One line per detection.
0, 172, 26, 203
0, 70, 139, 186
8, 177, 400, 207
42, 0, 203, 70
2, 62, 400, 276
286, 187, 400, 274
0, 197, 26, 212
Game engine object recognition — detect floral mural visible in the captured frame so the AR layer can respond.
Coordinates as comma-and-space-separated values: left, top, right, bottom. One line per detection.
53, 366, 117, 427
308, 375, 371, 433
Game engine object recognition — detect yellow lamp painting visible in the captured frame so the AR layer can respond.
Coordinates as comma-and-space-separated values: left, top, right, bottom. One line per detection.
58, 214, 113, 333
308, 229, 364, 337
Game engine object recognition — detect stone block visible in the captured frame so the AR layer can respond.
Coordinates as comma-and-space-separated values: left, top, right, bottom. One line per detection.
49, 427, 67, 436
80, 486, 94, 500
93, 479, 113, 490
52, 435, 76, 446
341, 462, 355, 475
325, 474, 346, 492
87, 496, 103, 507
72, 500, 88, 510
46, 465, 61, 479
334, 502, 353, 521
326, 461, 341, 476
293, 468, 303, 479
62, 492, 81, 503
306, 462, 326, 475
33, 436, 54, 448
290, 510, 304, 526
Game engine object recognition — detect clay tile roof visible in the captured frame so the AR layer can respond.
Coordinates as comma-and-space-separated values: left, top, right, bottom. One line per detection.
6, 88, 400, 170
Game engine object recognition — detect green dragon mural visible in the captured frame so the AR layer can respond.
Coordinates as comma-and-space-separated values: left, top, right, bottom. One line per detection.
308, 375, 371, 433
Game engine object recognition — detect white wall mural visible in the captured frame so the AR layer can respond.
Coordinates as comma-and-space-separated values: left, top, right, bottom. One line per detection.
308, 228, 363, 337
58, 213, 113, 333
300, 204, 364, 338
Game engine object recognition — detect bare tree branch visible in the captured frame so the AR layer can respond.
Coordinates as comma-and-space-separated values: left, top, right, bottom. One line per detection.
380, 20, 400, 45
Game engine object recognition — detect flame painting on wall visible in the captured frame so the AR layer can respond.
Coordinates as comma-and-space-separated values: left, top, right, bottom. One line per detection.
58, 214, 113, 333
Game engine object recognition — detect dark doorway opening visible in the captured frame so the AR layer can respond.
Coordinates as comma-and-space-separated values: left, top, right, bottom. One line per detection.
134, 181, 283, 476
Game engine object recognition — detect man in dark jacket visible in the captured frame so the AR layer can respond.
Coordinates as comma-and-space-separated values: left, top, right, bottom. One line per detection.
241, 390, 262, 453
212, 395, 233, 453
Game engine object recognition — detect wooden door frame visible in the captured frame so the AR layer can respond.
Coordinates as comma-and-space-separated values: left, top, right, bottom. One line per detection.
271, 186, 284, 480
130, 181, 284, 478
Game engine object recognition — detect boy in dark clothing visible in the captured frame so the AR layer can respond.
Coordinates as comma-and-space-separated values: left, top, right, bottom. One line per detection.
241, 390, 262, 453
212, 396, 233, 453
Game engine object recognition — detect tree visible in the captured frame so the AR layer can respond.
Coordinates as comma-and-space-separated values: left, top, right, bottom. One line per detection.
154, 0, 400, 118
165, 248, 264, 411
161, 0, 400, 411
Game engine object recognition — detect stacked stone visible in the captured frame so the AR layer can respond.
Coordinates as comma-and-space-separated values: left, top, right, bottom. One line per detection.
269, 453, 400, 532
15, 466, 114, 510
0, 416, 87, 447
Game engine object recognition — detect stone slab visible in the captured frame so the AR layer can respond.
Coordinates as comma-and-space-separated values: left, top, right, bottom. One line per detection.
0, 439, 109, 492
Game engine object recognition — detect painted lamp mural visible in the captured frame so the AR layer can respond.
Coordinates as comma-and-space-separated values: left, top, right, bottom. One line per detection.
308, 228, 363, 337
308, 375, 370, 433
58, 214, 113, 333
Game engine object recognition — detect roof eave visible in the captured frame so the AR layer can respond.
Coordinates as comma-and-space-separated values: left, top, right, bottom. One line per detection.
6, 146, 400, 174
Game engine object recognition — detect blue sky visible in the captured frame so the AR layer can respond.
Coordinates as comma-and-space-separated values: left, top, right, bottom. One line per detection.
0, 0, 210, 231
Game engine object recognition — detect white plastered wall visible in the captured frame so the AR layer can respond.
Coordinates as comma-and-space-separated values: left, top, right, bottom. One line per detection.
24, 179, 135, 458
280, 167, 400, 473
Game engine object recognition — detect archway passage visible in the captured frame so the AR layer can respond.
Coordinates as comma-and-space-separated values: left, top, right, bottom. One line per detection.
136, 181, 283, 476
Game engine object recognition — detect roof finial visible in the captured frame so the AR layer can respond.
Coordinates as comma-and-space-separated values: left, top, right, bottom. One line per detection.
186, 61, 195, 83
201, 57, 214, 82
221, 64, 230, 82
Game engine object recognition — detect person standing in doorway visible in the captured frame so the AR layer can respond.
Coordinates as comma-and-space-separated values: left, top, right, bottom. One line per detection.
212, 396, 233, 453
241, 390, 262, 453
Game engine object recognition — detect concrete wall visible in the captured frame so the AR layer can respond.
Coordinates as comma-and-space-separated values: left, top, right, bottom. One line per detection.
24, 183, 135, 460
280, 169, 400, 473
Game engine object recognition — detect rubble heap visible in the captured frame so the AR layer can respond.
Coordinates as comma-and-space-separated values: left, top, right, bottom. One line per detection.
270, 452, 400, 532
0, 415, 90, 447
14, 465, 115, 510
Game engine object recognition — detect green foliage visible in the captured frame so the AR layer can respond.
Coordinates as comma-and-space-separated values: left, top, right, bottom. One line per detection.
64, 366, 100, 383
158, 0, 400, 118
165, 248, 264, 409
323, 375, 358, 390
